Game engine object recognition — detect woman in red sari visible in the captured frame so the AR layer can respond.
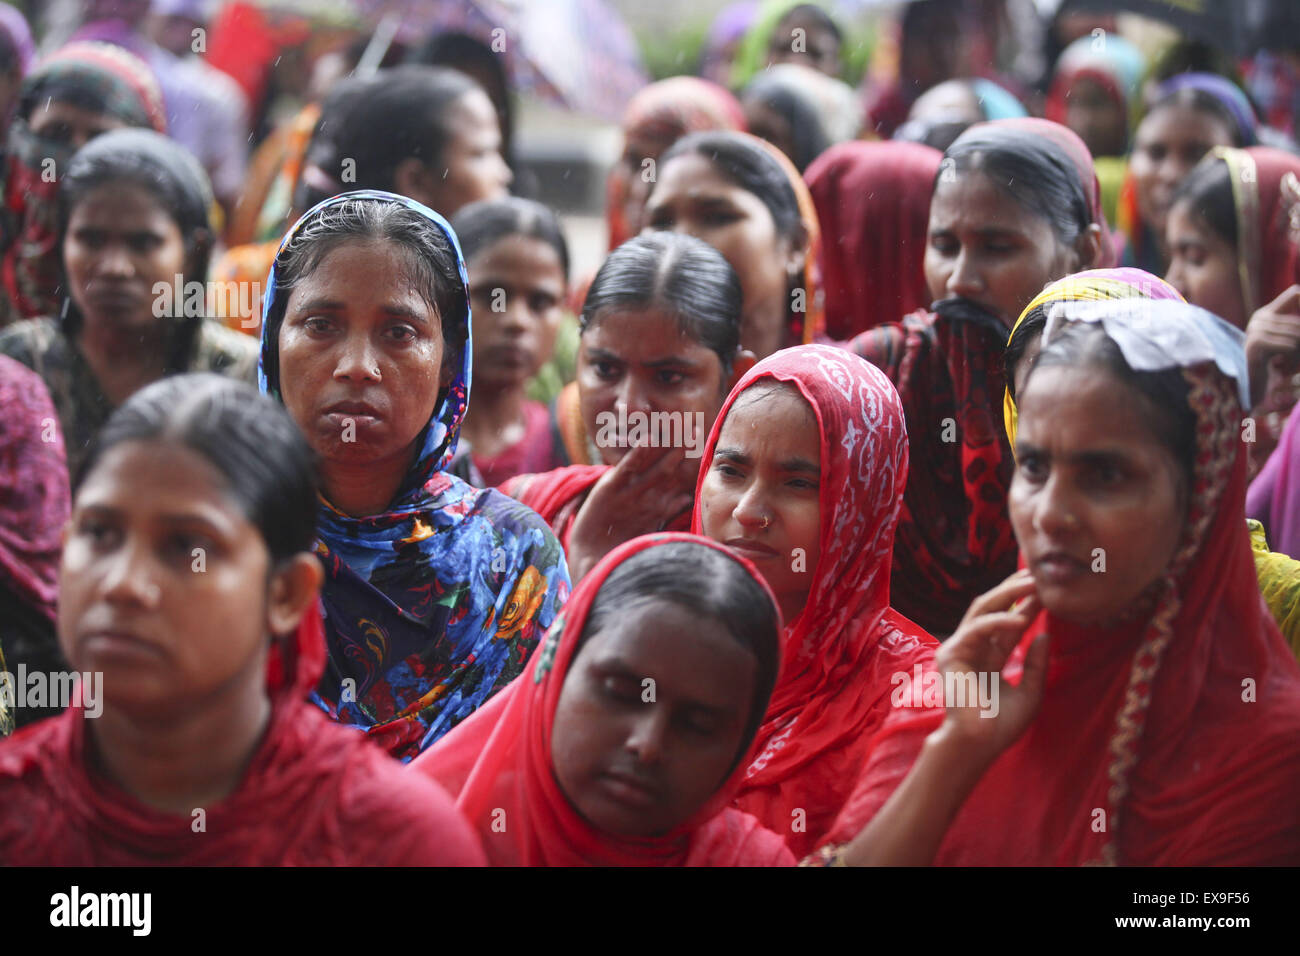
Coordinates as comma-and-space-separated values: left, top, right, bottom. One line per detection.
504, 232, 754, 581
1166, 145, 1300, 475
845, 117, 1113, 637
0, 374, 484, 865
805, 140, 943, 340
412, 532, 792, 866
823, 298, 1300, 865
692, 343, 938, 856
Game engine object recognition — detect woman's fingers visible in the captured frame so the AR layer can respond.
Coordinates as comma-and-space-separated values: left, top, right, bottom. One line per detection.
1263, 283, 1300, 316
962, 569, 1037, 624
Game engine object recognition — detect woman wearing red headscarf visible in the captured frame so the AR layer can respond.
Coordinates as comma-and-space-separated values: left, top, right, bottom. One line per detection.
1166, 145, 1300, 476
413, 532, 792, 866
0, 355, 69, 731
0, 375, 483, 865
692, 344, 938, 856
0, 42, 167, 327
805, 140, 942, 340
822, 299, 1300, 865
844, 117, 1113, 638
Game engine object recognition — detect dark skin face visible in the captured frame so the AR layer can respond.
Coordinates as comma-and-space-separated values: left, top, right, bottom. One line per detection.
1010, 364, 1186, 625
396, 89, 512, 219
767, 10, 841, 77
1064, 76, 1128, 159
550, 599, 757, 837
644, 153, 805, 359
742, 97, 797, 170
59, 440, 320, 717
925, 170, 1083, 328
577, 307, 734, 487
277, 239, 446, 516
1164, 199, 1247, 329
64, 183, 191, 338
699, 384, 822, 625
1128, 103, 1235, 247
468, 235, 566, 392
28, 99, 129, 153
58, 439, 320, 815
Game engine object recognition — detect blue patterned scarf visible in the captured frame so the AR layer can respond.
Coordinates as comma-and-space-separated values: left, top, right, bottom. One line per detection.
258, 190, 570, 761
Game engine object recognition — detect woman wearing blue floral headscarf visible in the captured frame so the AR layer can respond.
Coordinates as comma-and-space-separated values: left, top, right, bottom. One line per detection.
258, 189, 570, 761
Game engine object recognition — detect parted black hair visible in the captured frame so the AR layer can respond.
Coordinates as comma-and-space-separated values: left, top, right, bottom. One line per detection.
1004, 306, 1048, 404
581, 232, 744, 375
263, 196, 468, 397
294, 65, 483, 212
57, 128, 215, 371
1145, 85, 1252, 148
660, 130, 803, 241
59, 128, 213, 276
581, 540, 782, 771
453, 196, 569, 281
941, 126, 1092, 246
1169, 154, 1238, 248
741, 71, 831, 173
76, 374, 318, 564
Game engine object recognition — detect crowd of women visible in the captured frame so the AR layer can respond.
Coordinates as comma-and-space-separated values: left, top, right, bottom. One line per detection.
1, 0, 1300, 866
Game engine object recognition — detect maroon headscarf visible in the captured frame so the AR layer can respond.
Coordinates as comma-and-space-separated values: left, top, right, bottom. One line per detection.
806, 140, 943, 340
0, 355, 67, 620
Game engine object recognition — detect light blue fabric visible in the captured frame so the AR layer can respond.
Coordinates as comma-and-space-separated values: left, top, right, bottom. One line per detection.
1045, 298, 1251, 411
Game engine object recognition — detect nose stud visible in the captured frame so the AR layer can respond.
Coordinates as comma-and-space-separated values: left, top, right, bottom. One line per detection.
760, 514, 771, 531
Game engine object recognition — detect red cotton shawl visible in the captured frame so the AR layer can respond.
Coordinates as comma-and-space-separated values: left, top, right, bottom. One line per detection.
826, 354, 1300, 865
0, 601, 485, 865
691, 344, 939, 857
412, 532, 795, 867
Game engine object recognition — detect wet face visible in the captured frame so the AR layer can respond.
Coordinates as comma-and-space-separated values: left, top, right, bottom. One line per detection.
58, 441, 276, 718
1128, 104, 1235, 243
277, 239, 445, 477
767, 11, 841, 76
64, 183, 189, 338
925, 170, 1078, 328
644, 152, 803, 359
28, 98, 130, 154
550, 599, 757, 837
699, 383, 821, 624
1164, 199, 1247, 328
1010, 364, 1187, 625
423, 89, 512, 217
1065, 77, 1128, 158
578, 307, 729, 484
468, 235, 566, 392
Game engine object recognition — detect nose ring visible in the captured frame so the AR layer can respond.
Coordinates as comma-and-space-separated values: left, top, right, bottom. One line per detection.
760, 514, 771, 530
